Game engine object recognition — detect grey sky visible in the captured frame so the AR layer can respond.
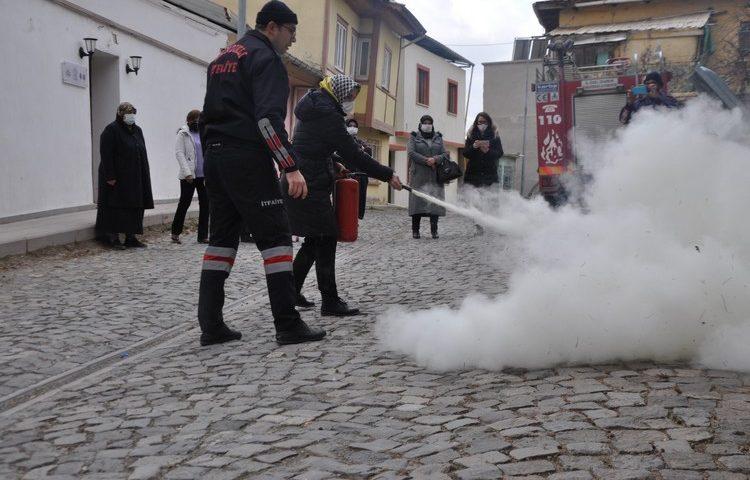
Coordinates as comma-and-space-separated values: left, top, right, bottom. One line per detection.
400, 0, 545, 127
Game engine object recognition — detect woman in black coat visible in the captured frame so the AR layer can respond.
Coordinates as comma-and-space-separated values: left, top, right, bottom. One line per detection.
282, 74, 403, 316
95, 102, 154, 249
463, 112, 503, 235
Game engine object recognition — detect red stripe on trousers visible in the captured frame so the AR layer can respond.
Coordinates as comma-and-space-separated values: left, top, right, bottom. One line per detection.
264, 255, 293, 265
203, 254, 235, 265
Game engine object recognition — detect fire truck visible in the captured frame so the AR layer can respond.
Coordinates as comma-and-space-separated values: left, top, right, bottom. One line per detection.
533, 41, 640, 206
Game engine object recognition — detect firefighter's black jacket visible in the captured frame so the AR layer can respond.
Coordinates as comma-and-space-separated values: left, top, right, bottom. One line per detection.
202, 30, 298, 172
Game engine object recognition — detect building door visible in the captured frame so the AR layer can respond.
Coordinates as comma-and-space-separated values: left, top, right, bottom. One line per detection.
89, 51, 120, 203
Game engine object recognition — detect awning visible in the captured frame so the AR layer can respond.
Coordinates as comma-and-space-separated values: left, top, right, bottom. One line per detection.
550, 11, 711, 36
573, 33, 627, 46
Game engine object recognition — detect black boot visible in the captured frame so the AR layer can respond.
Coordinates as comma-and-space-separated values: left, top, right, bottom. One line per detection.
411, 215, 421, 239
295, 293, 315, 308
200, 323, 242, 346
124, 235, 147, 248
276, 319, 326, 345
321, 296, 361, 317
430, 216, 439, 239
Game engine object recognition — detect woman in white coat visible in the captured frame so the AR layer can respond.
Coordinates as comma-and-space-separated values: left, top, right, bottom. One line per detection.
170, 109, 209, 243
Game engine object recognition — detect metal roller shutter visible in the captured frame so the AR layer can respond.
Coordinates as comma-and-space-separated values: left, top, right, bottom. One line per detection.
573, 93, 626, 155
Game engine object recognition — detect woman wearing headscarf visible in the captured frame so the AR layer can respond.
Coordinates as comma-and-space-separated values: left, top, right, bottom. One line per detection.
463, 112, 503, 235
171, 109, 209, 244
407, 114, 448, 239
95, 102, 154, 249
282, 74, 403, 316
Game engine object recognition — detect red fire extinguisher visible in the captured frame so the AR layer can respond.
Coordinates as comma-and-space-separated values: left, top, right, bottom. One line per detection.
335, 176, 360, 242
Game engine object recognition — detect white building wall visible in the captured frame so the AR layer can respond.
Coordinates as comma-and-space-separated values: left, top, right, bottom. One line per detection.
483, 60, 541, 196
0, 0, 228, 219
391, 43, 468, 208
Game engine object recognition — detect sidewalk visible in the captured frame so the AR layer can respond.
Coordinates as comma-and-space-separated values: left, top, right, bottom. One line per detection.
0, 202, 197, 258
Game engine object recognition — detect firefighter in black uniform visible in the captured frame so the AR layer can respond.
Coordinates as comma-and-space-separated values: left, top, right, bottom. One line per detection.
198, 0, 325, 346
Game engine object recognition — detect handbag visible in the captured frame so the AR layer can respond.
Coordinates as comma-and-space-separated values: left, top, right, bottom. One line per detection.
435, 157, 463, 184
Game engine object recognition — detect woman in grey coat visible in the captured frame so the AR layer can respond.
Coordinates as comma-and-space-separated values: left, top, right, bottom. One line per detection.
408, 115, 448, 239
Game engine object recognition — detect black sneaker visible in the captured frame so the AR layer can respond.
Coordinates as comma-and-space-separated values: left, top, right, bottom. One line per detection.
296, 293, 315, 308
321, 297, 360, 317
412, 231, 420, 239
276, 321, 326, 345
124, 237, 147, 248
110, 238, 127, 250
200, 324, 242, 346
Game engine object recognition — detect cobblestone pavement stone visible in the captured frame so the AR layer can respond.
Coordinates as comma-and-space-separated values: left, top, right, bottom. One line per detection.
1, 207, 749, 479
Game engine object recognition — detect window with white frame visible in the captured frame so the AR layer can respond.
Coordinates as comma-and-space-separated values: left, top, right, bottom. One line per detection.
354, 37, 371, 80
334, 19, 347, 71
381, 47, 392, 90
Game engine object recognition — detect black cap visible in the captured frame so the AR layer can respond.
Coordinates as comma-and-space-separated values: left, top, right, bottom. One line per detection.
644, 71, 663, 87
256, 1, 298, 26
420, 114, 434, 124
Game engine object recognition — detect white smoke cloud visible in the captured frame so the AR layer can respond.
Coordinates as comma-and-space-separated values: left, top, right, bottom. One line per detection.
377, 98, 750, 372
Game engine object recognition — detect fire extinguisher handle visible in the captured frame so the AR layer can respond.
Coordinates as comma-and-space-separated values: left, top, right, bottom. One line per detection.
402, 185, 413, 192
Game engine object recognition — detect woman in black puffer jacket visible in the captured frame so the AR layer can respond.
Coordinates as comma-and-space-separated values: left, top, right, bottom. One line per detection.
282, 74, 403, 316
463, 112, 504, 235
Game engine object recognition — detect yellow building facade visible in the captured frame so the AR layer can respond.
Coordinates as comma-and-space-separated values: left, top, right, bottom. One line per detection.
212, 0, 425, 202
534, 0, 750, 96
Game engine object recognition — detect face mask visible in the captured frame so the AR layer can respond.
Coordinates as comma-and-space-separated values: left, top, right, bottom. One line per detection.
123, 113, 136, 125
189, 122, 199, 132
341, 100, 355, 115
477, 124, 487, 133
420, 123, 433, 133
346, 126, 358, 136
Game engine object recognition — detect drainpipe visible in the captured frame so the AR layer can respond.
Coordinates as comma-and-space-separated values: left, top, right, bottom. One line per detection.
238, 0, 247, 37
519, 58, 531, 197
464, 64, 475, 128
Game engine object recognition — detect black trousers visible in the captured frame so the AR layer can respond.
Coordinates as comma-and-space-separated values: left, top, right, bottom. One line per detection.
292, 235, 338, 300
198, 143, 300, 334
412, 214, 439, 232
171, 178, 209, 240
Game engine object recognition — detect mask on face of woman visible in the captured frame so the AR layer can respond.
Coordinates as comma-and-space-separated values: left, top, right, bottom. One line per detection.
189, 122, 199, 132
346, 126, 358, 136
342, 100, 355, 115
123, 113, 136, 125
420, 123, 433, 133
477, 124, 487, 133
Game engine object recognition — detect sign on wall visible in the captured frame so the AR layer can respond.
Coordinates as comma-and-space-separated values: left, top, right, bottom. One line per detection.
61, 61, 88, 88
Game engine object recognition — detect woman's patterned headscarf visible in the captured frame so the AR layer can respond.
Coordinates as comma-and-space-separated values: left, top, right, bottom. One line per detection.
319, 74, 360, 103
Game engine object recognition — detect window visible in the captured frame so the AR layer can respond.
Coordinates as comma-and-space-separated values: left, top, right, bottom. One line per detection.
741, 22, 750, 54
572, 44, 614, 67
354, 37, 371, 80
349, 31, 358, 76
334, 19, 347, 71
381, 47, 392, 90
417, 65, 430, 106
447, 80, 458, 115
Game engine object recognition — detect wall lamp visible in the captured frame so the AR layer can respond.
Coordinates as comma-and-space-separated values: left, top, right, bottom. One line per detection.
79, 37, 97, 58
126, 56, 142, 75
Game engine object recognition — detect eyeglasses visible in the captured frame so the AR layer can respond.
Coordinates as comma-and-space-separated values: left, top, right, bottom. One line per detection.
281, 24, 297, 36
477, 120, 488, 124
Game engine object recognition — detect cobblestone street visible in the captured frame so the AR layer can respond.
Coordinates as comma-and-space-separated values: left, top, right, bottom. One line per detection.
1, 207, 749, 479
